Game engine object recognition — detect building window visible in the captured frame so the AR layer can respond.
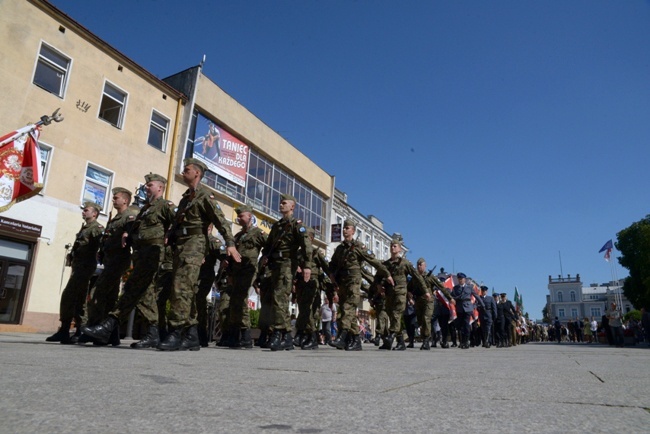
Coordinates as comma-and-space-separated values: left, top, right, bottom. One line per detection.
98, 82, 127, 128
570, 291, 576, 302
571, 308, 578, 319
557, 291, 563, 302
82, 164, 113, 211
37, 142, 53, 192
558, 308, 565, 318
590, 307, 601, 318
147, 110, 170, 151
33, 43, 71, 97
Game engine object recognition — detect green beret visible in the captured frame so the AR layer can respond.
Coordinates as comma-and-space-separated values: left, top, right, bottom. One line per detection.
416, 257, 426, 265
112, 187, 132, 198
280, 193, 297, 203
83, 201, 102, 213
343, 219, 356, 228
144, 173, 167, 184
390, 238, 403, 246
235, 205, 253, 214
184, 158, 207, 173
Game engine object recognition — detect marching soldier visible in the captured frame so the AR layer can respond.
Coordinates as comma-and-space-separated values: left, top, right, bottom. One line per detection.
158, 158, 240, 351
479, 286, 497, 348
81, 173, 175, 348
46, 202, 104, 344
411, 258, 450, 350
328, 219, 391, 351
260, 193, 312, 351
451, 273, 484, 349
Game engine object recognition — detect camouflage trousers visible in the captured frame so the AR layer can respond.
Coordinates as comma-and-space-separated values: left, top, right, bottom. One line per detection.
59, 262, 96, 324
229, 266, 256, 329
82, 253, 130, 327
295, 278, 321, 333
110, 244, 163, 325
168, 235, 206, 329
218, 287, 231, 334
415, 297, 434, 338
386, 287, 407, 335
192, 270, 216, 338
338, 276, 361, 335
270, 261, 295, 331
374, 303, 389, 337
258, 276, 273, 333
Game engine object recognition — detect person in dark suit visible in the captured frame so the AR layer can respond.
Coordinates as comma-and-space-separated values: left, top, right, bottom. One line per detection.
500, 293, 516, 347
480, 286, 497, 348
451, 273, 484, 349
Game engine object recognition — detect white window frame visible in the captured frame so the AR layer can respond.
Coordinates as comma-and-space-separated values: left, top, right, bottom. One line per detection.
558, 308, 565, 318
147, 109, 170, 151
32, 41, 72, 98
37, 141, 54, 195
81, 162, 113, 213
571, 308, 578, 319
97, 80, 128, 129
590, 307, 601, 318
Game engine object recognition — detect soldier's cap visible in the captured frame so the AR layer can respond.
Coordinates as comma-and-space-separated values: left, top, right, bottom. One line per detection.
500, 293, 507, 297
184, 157, 207, 174
83, 201, 102, 213
416, 257, 426, 265
280, 193, 297, 203
456, 272, 466, 279
112, 187, 132, 198
235, 204, 253, 214
480, 285, 489, 292
145, 173, 167, 184
343, 218, 356, 228
390, 237, 403, 246
492, 293, 499, 297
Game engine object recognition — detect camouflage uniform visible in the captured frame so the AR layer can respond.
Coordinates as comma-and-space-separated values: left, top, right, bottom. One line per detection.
83, 207, 137, 326
59, 220, 104, 326
255, 268, 274, 346
410, 269, 449, 343
295, 244, 330, 347
191, 234, 225, 345
329, 239, 389, 348
167, 184, 235, 331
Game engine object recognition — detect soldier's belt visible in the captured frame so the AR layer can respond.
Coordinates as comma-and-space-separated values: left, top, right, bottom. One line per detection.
271, 251, 290, 259
134, 238, 164, 247
175, 227, 204, 237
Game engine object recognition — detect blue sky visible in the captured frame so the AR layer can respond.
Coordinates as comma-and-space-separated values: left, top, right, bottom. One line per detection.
51, 0, 650, 319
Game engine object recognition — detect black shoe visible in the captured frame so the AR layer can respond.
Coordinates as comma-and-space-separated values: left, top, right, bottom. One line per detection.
421, 339, 431, 350
329, 330, 348, 350
131, 325, 160, 349
393, 335, 406, 351
158, 329, 182, 351
373, 335, 381, 346
269, 330, 283, 351
82, 317, 118, 345
346, 334, 363, 351
441, 342, 449, 349
76, 333, 94, 345
257, 330, 269, 348
407, 341, 415, 349
301, 332, 319, 350
451, 342, 458, 347
379, 333, 394, 350
281, 331, 294, 351
239, 328, 253, 349
46, 322, 71, 342
180, 326, 200, 351
198, 326, 209, 348
293, 332, 304, 347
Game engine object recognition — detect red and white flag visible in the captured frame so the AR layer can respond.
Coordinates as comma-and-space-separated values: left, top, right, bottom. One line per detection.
0, 125, 43, 212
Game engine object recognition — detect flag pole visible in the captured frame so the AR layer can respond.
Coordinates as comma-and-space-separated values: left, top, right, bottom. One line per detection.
0, 108, 64, 147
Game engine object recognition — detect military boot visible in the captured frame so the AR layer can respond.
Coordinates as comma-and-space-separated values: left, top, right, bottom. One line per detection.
330, 330, 348, 350
198, 326, 209, 347
393, 335, 406, 351
157, 329, 182, 351
379, 333, 394, 350
227, 327, 240, 348
302, 332, 319, 350
82, 316, 118, 345
421, 339, 431, 350
131, 325, 160, 349
239, 328, 253, 349
300, 332, 313, 349
346, 334, 363, 351
180, 326, 201, 351
407, 337, 415, 348
281, 331, 294, 351
256, 330, 268, 348
46, 321, 71, 343
373, 335, 381, 346
216, 328, 229, 347
293, 331, 304, 347
269, 330, 283, 351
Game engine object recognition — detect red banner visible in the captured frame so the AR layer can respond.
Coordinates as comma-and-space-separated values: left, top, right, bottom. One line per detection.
0, 125, 43, 212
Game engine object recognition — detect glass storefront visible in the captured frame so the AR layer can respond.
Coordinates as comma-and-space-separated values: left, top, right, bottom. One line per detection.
0, 239, 33, 324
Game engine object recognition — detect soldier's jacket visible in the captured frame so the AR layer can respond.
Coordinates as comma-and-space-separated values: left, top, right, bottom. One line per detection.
308, 246, 331, 282
199, 234, 227, 279
101, 207, 138, 256
127, 196, 176, 246
261, 215, 313, 270
329, 240, 388, 282
174, 185, 234, 247
408, 272, 451, 299
71, 220, 104, 267
232, 226, 266, 271
383, 257, 426, 293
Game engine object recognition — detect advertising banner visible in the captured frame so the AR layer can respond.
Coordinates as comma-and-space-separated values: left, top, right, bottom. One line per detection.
193, 113, 248, 187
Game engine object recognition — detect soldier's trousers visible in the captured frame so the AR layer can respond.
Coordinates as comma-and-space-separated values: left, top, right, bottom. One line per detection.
415, 297, 434, 338
152, 266, 173, 330
481, 317, 493, 345
295, 278, 320, 333
110, 244, 163, 325
338, 276, 361, 335
168, 235, 206, 329
497, 318, 507, 344
510, 320, 517, 346
386, 287, 406, 335
374, 304, 389, 337
229, 267, 256, 329
457, 310, 472, 343
258, 278, 273, 333
83, 254, 130, 326
437, 313, 451, 343
218, 288, 231, 336
270, 261, 295, 331
59, 262, 96, 324
192, 271, 216, 337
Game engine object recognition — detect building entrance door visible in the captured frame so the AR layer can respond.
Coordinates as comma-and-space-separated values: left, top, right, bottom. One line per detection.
0, 239, 33, 324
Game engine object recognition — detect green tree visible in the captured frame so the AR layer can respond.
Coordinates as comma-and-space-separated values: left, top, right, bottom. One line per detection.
623, 309, 641, 322
616, 215, 650, 309
542, 305, 550, 324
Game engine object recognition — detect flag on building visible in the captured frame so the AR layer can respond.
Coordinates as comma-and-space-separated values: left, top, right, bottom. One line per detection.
0, 124, 43, 212
599, 239, 613, 262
